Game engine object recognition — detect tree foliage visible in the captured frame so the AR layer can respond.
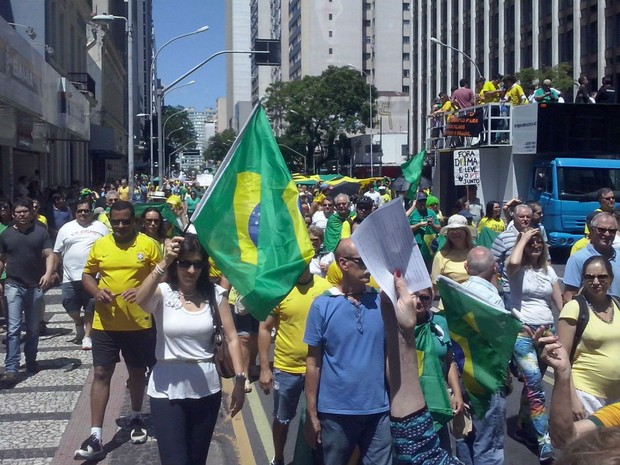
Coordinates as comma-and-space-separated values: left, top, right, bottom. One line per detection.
161, 105, 197, 157
516, 63, 574, 97
204, 128, 237, 163
263, 66, 376, 172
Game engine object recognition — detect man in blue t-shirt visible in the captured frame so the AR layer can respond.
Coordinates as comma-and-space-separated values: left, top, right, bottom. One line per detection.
304, 238, 391, 465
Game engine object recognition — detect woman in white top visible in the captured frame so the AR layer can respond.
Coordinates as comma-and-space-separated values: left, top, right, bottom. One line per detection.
136, 234, 245, 465
506, 227, 562, 463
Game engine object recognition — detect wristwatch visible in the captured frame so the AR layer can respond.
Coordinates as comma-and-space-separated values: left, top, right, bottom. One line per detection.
234, 373, 247, 382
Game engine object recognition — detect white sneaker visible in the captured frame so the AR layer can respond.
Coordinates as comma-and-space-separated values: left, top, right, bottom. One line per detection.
81, 336, 92, 350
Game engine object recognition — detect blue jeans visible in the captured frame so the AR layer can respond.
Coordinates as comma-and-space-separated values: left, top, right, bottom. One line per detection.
5, 283, 44, 372
273, 369, 304, 423
513, 327, 553, 446
319, 411, 392, 465
455, 392, 506, 465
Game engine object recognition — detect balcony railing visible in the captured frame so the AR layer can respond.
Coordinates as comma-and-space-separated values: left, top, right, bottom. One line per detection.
426, 102, 513, 150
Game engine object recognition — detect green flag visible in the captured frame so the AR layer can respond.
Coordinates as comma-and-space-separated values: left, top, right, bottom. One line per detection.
476, 226, 500, 250
190, 104, 314, 320
437, 276, 521, 418
133, 202, 183, 236
415, 323, 453, 429
401, 148, 426, 200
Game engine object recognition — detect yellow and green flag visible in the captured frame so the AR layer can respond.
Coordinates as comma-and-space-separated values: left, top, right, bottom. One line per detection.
437, 276, 521, 418
190, 104, 314, 320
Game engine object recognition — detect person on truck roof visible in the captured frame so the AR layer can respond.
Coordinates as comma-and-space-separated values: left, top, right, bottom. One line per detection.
534, 79, 560, 103
503, 76, 528, 106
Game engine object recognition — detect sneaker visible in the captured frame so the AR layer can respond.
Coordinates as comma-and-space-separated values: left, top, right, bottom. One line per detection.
74, 433, 105, 461
539, 442, 555, 464
129, 417, 147, 444
26, 361, 40, 373
1, 372, 18, 385
81, 336, 92, 351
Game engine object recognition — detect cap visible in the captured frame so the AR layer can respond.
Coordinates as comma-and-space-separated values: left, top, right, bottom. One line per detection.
378, 186, 387, 192
166, 194, 182, 207
416, 192, 427, 201
426, 195, 439, 206
445, 214, 469, 229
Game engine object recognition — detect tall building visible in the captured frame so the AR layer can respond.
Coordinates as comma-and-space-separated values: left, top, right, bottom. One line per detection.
226, 0, 253, 131
409, 0, 620, 152
187, 108, 217, 154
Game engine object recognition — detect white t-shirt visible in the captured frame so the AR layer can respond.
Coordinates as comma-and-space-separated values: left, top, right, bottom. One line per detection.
309, 252, 335, 278
509, 267, 558, 325
53, 220, 109, 282
364, 190, 382, 206
311, 211, 329, 230
145, 282, 225, 399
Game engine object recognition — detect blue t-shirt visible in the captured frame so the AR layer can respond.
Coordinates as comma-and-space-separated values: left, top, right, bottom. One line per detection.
564, 244, 620, 296
304, 290, 389, 415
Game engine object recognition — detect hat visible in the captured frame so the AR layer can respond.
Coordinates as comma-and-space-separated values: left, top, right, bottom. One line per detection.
445, 214, 469, 229
166, 194, 182, 208
426, 195, 439, 206
458, 209, 474, 220
416, 192, 427, 201
378, 186, 387, 192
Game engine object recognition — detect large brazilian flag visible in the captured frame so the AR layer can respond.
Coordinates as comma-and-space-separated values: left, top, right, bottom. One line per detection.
437, 276, 521, 418
190, 104, 314, 320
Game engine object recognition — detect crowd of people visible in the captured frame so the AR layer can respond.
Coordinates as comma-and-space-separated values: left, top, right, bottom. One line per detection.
0, 175, 619, 465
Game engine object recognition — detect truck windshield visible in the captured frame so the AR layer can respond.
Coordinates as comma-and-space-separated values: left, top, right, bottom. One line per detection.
558, 167, 620, 201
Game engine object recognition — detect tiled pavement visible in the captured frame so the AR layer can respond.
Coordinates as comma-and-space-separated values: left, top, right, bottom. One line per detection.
0, 287, 235, 465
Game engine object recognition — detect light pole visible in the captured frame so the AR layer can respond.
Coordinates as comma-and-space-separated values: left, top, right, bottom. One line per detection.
149, 26, 209, 180
278, 143, 307, 173
168, 142, 193, 177
157, 49, 269, 179
347, 64, 374, 177
93, 3, 135, 197
161, 107, 194, 176
430, 36, 482, 79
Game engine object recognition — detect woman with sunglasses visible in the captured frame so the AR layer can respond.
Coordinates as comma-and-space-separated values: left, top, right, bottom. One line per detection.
412, 287, 464, 454
139, 208, 168, 253
135, 234, 245, 465
557, 255, 620, 419
506, 227, 562, 463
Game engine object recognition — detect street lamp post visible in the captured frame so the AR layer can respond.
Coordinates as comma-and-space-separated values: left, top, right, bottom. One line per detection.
93, 2, 135, 198
161, 107, 194, 176
156, 49, 269, 179
430, 37, 482, 79
168, 142, 193, 177
149, 26, 209, 180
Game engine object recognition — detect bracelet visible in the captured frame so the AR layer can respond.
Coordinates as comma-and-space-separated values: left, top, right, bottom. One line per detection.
154, 264, 166, 276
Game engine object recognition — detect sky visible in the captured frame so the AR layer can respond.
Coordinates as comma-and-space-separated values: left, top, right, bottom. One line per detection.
152, 0, 226, 111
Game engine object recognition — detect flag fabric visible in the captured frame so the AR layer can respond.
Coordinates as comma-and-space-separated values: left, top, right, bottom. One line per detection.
415, 323, 454, 429
476, 226, 500, 250
437, 276, 522, 418
133, 202, 183, 236
190, 104, 314, 320
401, 148, 426, 200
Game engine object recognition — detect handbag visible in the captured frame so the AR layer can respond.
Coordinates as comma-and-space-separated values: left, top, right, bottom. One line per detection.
211, 302, 235, 379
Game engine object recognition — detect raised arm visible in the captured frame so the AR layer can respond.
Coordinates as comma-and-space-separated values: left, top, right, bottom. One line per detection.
135, 237, 182, 308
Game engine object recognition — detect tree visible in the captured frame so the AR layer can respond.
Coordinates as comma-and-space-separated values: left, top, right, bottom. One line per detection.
204, 128, 237, 163
516, 63, 574, 98
263, 66, 376, 173
161, 105, 197, 157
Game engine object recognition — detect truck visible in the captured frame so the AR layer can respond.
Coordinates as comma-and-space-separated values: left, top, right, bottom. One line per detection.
430, 102, 620, 249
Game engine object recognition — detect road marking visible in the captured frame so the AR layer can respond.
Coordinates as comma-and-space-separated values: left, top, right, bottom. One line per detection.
247, 386, 275, 460
222, 378, 256, 465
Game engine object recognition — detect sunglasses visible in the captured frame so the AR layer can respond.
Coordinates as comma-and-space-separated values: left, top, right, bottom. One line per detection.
584, 274, 610, 282
76, 209, 92, 214
416, 294, 432, 303
144, 218, 160, 223
594, 227, 618, 236
177, 260, 206, 269
110, 219, 132, 226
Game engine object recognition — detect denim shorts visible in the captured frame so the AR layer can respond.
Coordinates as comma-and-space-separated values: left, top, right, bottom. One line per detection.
273, 369, 305, 424
62, 281, 95, 315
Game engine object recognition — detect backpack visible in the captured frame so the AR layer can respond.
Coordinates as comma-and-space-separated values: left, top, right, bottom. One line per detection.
570, 294, 620, 362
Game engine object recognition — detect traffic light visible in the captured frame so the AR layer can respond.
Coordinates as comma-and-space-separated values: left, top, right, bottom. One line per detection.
254, 39, 280, 66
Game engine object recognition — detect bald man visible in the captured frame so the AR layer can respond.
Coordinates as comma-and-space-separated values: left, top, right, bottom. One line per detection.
304, 238, 391, 465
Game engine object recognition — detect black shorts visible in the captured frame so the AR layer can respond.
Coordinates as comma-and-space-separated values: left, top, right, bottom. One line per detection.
91, 327, 156, 368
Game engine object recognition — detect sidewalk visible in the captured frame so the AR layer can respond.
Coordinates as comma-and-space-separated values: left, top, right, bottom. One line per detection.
0, 287, 230, 465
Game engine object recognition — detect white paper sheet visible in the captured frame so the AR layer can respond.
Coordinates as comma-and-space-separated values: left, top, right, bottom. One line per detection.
351, 199, 432, 307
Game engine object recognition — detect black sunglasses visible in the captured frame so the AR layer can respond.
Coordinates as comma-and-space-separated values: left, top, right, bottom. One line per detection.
177, 260, 206, 269
110, 219, 132, 226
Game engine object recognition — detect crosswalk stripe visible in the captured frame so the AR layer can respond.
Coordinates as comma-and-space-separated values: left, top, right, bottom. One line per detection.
247, 386, 275, 460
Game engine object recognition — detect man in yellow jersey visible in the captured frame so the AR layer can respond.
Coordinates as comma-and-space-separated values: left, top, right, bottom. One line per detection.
258, 267, 331, 465
482, 74, 504, 143
75, 200, 162, 460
